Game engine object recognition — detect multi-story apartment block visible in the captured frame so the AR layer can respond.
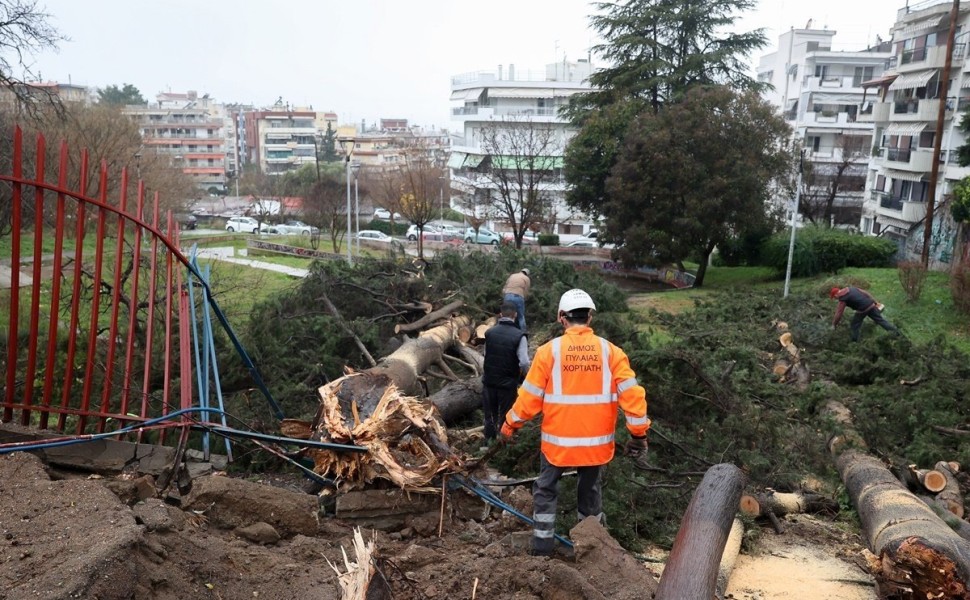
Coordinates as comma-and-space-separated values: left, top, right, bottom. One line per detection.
124, 91, 227, 193
0, 80, 91, 109
349, 124, 449, 170
858, 0, 970, 265
448, 60, 595, 235
243, 106, 319, 176
758, 28, 892, 226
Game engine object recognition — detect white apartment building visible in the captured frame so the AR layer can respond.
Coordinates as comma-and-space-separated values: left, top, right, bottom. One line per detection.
448, 60, 596, 236
859, 0, 970, 266
124, 91, 227, 193
758, 29, 892, 226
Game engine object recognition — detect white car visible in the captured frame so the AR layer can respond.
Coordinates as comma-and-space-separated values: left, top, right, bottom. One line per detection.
373, 208, 403, 220
356, 230, 393, 242
225, 216, 262, 234
267, 220, 319, 236
464, 227, 501, 245
566, 239, 598, 248
407, 224, 450, 241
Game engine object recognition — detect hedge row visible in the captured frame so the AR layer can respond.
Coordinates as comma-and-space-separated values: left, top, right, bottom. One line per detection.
761, 226, 897, 277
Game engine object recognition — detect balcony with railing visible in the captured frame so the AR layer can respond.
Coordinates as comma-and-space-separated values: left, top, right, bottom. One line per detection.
880, 147, 938, 171
872, 190, 927, 223
891, 98, 948, 121
897, 43, 965, 72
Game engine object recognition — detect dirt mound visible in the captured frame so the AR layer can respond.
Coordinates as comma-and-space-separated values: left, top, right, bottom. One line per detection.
0, 452, 876, 599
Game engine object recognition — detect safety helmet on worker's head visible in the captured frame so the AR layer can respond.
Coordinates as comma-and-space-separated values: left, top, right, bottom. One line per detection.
558, 289, 596, 314
829, 287, 841, 299
521, 268, 530, 276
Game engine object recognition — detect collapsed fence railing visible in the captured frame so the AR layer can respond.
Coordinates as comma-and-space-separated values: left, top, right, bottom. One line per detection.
1, 126, 281, 453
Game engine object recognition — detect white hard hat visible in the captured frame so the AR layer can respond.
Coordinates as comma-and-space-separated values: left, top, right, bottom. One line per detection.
558, 289, 596, 314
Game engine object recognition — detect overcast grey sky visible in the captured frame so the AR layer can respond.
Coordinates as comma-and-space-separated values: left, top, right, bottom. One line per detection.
26, 0, 902, 129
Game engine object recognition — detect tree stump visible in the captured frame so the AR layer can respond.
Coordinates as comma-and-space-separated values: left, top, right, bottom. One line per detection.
654, 463, 746, 600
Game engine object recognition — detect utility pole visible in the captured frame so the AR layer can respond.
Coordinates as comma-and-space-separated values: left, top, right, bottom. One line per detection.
784, 149, 805, 299
923, 0, 960, 267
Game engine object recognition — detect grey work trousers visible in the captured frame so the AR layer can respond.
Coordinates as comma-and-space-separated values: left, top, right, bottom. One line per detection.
531, 452, 605, 555
850, 307, 898, 341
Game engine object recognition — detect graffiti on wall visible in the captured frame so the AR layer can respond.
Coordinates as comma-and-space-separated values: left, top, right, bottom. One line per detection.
908, 214, 957, 265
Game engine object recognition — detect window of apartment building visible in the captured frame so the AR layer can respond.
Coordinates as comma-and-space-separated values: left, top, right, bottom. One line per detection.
805, 136, 821, 153
876, 174, 886, 191
919, 131, 935, 148
806, 41, 819, 52
852, 66, 874, 87
814, 64, 828, 79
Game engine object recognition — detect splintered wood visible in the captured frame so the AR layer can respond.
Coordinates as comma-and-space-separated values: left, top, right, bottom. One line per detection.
306, 375, 452, 492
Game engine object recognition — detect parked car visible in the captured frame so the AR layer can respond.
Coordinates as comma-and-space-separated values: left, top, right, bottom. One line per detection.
267, 220, 319, 236
584, 229, 599, 239
406, 224, 451, 242
225, 216, 262, 234
356, 230, 393, 243
175, 213, 197, 230
373, 208, 403, 220
566, 239, 598, 248
464, 227, 501, 245
501, 230, 539, 245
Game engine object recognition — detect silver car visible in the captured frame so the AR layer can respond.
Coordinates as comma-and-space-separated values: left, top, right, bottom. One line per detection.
268, 220, 319, 236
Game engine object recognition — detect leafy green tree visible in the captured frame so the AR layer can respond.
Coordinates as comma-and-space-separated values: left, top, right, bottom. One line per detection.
564, 0, 767, 217
97, 83, 146, 105
949, 177, 970, 223
604, 86, 791, 287
320, 122, 340, 162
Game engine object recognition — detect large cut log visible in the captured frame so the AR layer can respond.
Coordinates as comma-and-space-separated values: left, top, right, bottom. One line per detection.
739, 490, 838, 519
429, 378, 483, 425
715, 517, 744, 600
824, 400, 970, 598
654, 463, 747, 600
934, 461, 965, 518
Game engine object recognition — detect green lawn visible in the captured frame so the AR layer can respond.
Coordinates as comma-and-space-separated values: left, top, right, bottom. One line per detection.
629, 265, 970, 353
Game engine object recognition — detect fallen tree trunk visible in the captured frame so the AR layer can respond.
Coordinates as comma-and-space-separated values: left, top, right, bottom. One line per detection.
824, 400, 970, 598
654, 463, 746, 600
429, 378, 483, 425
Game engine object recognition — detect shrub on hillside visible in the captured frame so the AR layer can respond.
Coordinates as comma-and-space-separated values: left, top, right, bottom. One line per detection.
898, 260, 928, 303
951, 264, 970, 315
761, 226, 897, 277
538, 234, 560, 246
712, 226, 773, 267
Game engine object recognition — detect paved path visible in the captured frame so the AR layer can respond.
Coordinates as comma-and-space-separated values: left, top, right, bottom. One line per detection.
193, 247, 310, 278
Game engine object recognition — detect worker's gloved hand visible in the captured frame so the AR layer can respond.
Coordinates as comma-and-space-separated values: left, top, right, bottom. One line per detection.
500, 422, 515, 444
623, 435, 648, 458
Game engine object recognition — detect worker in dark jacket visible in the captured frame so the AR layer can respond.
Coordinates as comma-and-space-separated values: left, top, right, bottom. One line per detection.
830, 286, 899, 341
482, 302, 531, 443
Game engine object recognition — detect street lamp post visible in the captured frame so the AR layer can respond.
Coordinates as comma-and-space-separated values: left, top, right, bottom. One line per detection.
339, 137, 356, 265
352, 161, 361, 255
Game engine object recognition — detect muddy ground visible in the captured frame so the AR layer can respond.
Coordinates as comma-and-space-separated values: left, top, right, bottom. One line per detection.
0, 451, 878, 600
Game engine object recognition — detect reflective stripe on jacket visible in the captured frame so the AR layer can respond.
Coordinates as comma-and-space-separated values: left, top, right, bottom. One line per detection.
505, 325, 648, 467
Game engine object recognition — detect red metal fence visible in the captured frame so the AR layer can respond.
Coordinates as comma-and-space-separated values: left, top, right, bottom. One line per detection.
1, 127, 211, 443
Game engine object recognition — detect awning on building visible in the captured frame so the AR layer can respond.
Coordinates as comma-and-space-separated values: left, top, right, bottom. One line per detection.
812, 93, 862, 104
446, 152, 467, 169
490, 155, 564, 170
861, 74, 899, 88
888, 70, 937, 91
895, 16, 946, 38
486, 87, 583, 98
450, 88, 483, 101
885, 122, 927, 136
886, 169, 925, 183
464, 154, 486, 168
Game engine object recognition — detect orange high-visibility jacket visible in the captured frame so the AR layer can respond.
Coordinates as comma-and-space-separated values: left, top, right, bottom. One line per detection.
505, 325, 649, 467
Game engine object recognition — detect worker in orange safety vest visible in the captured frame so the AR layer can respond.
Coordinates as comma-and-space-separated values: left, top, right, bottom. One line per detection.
500, 288, 649, 556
